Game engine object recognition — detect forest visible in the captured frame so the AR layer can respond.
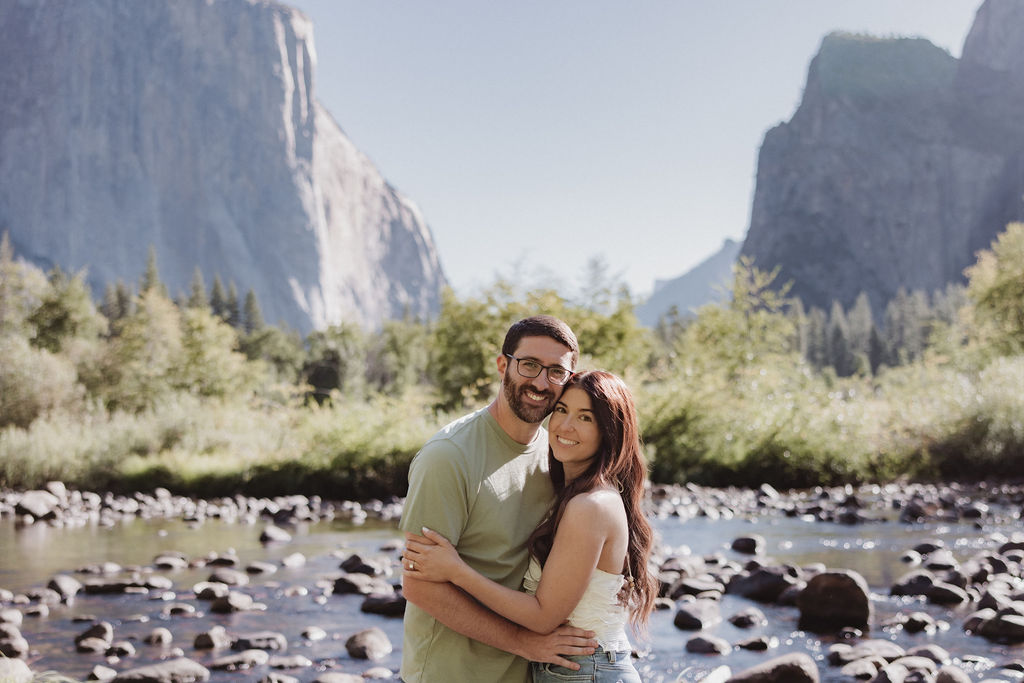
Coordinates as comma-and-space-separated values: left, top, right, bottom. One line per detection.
1, 224, 1022, 498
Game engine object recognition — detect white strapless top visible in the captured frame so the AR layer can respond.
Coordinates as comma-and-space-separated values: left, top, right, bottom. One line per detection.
522, 557, 632, 651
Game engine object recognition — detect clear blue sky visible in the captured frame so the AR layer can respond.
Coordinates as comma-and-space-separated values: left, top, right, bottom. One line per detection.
288, 0, 982, 300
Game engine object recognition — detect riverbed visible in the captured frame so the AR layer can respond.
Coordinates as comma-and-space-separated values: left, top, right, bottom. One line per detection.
2, 484, 1023, 682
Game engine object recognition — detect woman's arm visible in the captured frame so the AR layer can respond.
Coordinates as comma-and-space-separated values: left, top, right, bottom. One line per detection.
405, 495, 611, 634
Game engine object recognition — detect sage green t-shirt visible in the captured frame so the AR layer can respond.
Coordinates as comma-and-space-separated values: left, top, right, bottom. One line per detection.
399, 407, 555, 683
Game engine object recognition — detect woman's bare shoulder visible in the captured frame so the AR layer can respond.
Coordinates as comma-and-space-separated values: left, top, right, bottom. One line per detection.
564, 486, 624, 520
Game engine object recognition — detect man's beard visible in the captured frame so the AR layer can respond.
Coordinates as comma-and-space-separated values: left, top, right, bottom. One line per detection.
503, 373, 556, 424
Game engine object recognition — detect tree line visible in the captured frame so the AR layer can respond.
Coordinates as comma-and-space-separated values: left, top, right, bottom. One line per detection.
1, 223, 1022, 494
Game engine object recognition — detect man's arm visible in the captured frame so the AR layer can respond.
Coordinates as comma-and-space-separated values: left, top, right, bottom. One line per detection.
402, 573, 597, 668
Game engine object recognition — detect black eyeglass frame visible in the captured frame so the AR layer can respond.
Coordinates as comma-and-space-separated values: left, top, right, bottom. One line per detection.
503, 354, 574, 386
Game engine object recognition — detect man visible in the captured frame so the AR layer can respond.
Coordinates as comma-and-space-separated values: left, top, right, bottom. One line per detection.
400, 315, 598, 682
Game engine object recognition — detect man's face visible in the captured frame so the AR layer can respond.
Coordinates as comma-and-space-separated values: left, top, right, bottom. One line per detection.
499, 336, 575, 424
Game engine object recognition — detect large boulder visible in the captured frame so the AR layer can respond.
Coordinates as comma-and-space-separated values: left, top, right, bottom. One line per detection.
797, 569, 872, 632
725, 652, 819, 682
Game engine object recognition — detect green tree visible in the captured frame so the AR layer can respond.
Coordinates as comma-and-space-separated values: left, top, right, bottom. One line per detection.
100, 280, 133, 326
366, 317, 430, 396
243, 289, 264, 334
304, 322, 369, 401
209, 276, 227, 320
176, 306, 255, 397
429, 287, 507, 410
0, 231, 48, 338
0, 335, 82, 428
139, 246, 166, 296
27, 267, 106, 353
187, 267, 209, 309
92, 288, 183, 411
239, 324, 304, 384
225, 282, 241, 329
965, 222, 1024, 354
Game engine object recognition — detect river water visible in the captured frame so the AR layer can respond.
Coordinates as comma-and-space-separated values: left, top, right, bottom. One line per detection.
2, 494, 1023, 682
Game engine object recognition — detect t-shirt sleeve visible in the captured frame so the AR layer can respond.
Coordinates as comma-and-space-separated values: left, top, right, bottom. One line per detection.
399, 439, 470, 546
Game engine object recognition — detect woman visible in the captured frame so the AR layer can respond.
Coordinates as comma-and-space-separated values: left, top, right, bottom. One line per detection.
404, 370, 657, 682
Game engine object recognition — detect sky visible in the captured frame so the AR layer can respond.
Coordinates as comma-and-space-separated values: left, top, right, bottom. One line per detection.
288, 0, 983, 300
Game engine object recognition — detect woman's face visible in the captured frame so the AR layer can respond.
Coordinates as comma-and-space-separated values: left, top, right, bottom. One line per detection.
548, 387, 602, 481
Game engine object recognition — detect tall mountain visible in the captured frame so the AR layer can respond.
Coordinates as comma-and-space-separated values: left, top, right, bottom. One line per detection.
740, 0, 1024, 317
635, 238, 740, 326
0, 0, 446, 332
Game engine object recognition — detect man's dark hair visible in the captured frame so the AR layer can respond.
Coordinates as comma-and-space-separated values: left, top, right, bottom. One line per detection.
501, 315, 579, 368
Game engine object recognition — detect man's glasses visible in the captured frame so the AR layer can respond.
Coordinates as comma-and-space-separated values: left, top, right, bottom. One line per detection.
504, 354, 573, 386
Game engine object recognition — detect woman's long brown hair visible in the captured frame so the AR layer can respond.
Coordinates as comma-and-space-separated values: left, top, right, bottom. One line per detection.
526, 370, 657, 630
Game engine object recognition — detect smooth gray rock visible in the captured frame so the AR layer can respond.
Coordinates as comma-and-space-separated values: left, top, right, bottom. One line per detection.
673, 598, 722, 630
111, 657, 210, 682
209, 649, 269, 671
232, 631, 288, 651
798, 569, 872, 632
685, 635, 731, 655
725, 652, 819, 682
344, 627, 392, 660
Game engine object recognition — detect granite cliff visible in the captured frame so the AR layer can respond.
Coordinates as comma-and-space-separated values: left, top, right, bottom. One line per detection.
0, 0, 446, 332
740, 0, 1024, 317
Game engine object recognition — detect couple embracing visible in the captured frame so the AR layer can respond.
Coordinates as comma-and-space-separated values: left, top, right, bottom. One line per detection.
399, 315, 657, 682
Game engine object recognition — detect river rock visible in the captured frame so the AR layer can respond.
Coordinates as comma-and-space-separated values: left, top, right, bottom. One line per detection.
360, 666, 395, 679
726, 652, 819, 682
15, 490, 59, 519
345, 627, 392, 660
839, 656, 885, 679
361, 592, 406, 617
192, 582, 230, 600
934, 665, 972, 683
735, 636, 777, 651
333, 573, 391, 595
268, 654, 313, 669
0, 625, 29, 658
280, 553, 307, 568
685, 634, 731, 654
728, 606, 768, 628
194, 626, 233, 650
302, 626, 328, 641
673, 598, 722, 630
260, 674, 300, 683
144, 627, 174, 645
233, 631, 287, 651
902, 611, 938, 633
210, 649, 269, 671
48, 574, 83, 601
905, 644, 950, 665
891, 569, 936, 597
731, 535, 766, 555
926, 581, 969, 605
260, 525, 292, 543
798, 569, 871, 632
311, 674, 365, 683
246, 561, 278, 575
89, 664, 118, 681
727, 566, 799, 603
871, 662, 909, 683
76, 621, 114, 645
77, 637, 111, 653
0, 608, 23, 626
0, 657, 32, 683
107, 640, 137, 657
153, 553, 189, 570
207, 567, 248, 586
210, 591, 255, 613
340, 553, 381, 575
111, 657, 211, 682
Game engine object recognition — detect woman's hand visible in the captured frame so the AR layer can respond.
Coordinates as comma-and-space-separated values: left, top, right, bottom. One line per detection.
403, 527, 466, 583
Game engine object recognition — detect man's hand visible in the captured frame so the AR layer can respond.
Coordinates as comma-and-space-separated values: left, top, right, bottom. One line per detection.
513, 623, 598, 670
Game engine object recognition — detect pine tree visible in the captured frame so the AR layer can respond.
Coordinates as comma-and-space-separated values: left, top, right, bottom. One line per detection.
139, 246, 166, 296
209, 276, 227, 320
847, 292, 874, 357
243, 289, 264, 334
188, 267, 208, 309
827, 301, 856, 376
225, 282, 241, 329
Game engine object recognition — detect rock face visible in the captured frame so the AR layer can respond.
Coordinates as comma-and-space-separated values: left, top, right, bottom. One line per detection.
635, 238, 740, 326
0, 0, 446, 332
741, 0, 1024, 317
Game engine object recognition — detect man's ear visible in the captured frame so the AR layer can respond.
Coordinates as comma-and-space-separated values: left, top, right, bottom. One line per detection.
496, 353, 508, 377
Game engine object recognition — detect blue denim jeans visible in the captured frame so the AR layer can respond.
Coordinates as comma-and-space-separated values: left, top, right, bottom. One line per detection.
531, 647, 641, 682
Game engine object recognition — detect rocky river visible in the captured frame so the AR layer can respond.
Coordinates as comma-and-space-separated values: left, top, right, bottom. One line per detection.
1, 481, 1023, 682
